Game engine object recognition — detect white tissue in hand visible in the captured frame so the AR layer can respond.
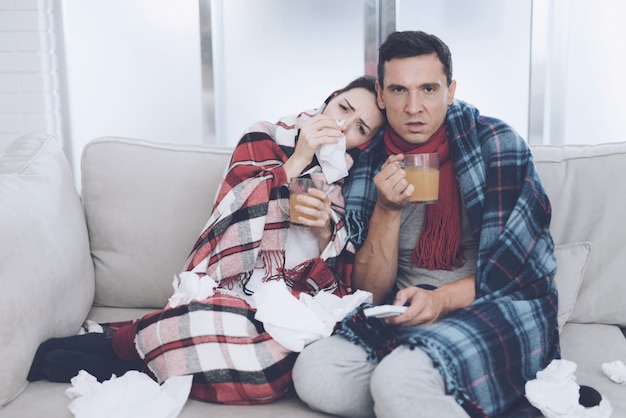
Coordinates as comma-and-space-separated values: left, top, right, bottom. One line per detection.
167, 271, 217, 308
315, 119, 348, 184
65, 370, 192, 418
525, 359, 613, 418
602, 360, 626, 384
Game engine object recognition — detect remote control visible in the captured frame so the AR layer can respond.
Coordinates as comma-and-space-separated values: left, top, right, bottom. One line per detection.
363, 305, 407, 318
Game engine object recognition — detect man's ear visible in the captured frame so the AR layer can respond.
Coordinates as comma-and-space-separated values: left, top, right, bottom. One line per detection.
375, 81, 386, 109
447, 80, 457, 105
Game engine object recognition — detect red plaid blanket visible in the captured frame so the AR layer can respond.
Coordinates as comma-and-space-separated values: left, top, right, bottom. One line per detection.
136, 294, 296, 404
135, 107, 355, 404
183, 110, 350, 296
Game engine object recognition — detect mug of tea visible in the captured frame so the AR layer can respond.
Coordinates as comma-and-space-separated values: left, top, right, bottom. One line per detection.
403, 153, 439, 204
288, 177, 325, 224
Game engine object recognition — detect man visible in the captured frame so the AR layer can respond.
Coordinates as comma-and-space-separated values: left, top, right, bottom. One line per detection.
292, 31, 559, 418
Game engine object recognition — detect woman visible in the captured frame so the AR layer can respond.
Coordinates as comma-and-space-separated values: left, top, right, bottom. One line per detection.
28, 76, 385, 405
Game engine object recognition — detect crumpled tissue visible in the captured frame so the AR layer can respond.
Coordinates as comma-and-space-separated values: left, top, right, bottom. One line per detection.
253, 280, 372, 352
315, 119, 348, 184
167, 271, 217, 308
525, 359, 612, 418
65, 370, 192, 418
601, 360, 626, 384
78, 320, 103, 334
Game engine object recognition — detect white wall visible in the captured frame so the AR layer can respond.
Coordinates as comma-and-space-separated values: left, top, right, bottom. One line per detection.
2, 0, 626, 170
60, 0, 204, 178
0, 0, 56, 153
560, 0, 626, 144
396, 0, 531, 140
212, 0, 365, 147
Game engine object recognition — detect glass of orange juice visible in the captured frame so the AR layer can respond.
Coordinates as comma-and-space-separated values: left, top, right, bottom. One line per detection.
403, 153, 439, 204
288, 177, 325, 224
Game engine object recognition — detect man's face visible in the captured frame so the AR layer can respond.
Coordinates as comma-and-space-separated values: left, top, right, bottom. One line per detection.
376, 54, 456, 145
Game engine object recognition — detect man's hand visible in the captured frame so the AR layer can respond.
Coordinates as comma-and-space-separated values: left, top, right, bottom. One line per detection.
383, 276, 477, 327
383, 286, 445, 326
374, 154, 413, 211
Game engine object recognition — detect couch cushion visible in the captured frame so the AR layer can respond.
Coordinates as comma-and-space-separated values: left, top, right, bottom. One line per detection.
554, 242, 591, 332
0, 134, 94, 406
532, 142, 626, 326
81, 137, 232, 308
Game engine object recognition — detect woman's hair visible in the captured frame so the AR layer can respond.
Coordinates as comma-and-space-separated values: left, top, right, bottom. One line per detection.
325, 75, 384, 119
334, 75, 378, 97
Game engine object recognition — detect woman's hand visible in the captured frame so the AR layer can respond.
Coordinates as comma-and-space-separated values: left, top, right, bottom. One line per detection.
282, 115, 343, 180
292, 187, 333, 251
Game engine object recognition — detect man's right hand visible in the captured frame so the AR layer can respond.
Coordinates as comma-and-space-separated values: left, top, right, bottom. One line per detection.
374, 154, 414, 210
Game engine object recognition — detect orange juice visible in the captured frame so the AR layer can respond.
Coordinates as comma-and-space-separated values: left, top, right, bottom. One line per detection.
405, 166, 439, 204
289, 192, 317, 223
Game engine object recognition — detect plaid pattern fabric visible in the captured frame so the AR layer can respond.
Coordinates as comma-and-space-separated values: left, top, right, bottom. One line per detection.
136, 294, 296, 405
183, 108, 349, 295
134, 105, 357, 404
336, 100, 559, 417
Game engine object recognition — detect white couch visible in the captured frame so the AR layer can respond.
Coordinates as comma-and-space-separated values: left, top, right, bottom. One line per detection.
1, 133, 625, 417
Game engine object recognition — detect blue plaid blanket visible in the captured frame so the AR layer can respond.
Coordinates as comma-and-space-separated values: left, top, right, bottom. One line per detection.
337, 100, 559, 417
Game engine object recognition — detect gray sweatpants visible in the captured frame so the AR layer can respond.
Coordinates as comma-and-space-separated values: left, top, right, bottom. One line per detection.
292, 335, 469, 418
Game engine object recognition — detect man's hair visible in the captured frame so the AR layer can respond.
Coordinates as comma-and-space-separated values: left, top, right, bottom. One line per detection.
377, 31, 453, 87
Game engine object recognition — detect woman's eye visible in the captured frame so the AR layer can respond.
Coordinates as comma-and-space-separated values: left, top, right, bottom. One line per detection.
339, 104, 348, 113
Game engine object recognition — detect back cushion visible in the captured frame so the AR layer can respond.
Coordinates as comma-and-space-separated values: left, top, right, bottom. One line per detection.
81, 137, 232, 308
532, 142, 626, 325
0, 134, 94, 405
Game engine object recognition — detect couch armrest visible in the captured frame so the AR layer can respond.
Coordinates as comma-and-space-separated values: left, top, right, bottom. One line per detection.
0, 134, 95, 406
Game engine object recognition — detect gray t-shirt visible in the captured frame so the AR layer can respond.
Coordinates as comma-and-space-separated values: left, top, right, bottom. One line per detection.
395, 202, 478, 290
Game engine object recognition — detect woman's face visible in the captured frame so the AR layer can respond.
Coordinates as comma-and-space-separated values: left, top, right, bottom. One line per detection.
323, 87, 384, 149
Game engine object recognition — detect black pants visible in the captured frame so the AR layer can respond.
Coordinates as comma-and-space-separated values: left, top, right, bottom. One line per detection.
28, 332, 143, 383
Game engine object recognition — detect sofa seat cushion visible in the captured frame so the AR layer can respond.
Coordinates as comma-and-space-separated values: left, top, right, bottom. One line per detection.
0, 134, 94, 406
559, 323, 626, 414
0, 382, 331, 418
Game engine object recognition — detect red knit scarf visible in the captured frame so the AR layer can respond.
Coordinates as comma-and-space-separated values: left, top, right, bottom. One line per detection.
384, 125, 464, 270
